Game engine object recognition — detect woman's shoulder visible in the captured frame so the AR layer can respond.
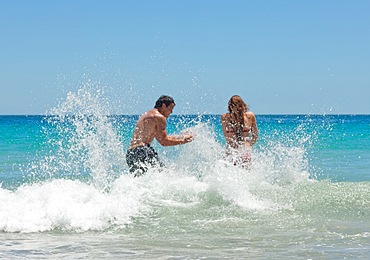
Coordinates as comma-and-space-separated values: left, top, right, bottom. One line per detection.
245, 111, 256, 119
221, 113, 230, 119
221, 113, 231, 124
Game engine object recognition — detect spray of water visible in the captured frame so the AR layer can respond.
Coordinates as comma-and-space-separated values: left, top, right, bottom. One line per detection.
29, 82, 127, 191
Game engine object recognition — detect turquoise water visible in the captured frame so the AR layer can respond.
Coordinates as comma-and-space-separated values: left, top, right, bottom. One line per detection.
1, 89, 370, 259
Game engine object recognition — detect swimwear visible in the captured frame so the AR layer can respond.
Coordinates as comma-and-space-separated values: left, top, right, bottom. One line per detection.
233, 150, 251, 166
225, 128, 250, 134
226, 146, 252, 168
126, 144, 164, 177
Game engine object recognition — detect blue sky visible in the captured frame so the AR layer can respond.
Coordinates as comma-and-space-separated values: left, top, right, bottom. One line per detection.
1, 0, 369, 115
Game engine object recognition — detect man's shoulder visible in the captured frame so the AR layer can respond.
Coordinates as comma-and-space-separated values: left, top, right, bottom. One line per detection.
144, 109, 166, 122
144, 109, 159, 117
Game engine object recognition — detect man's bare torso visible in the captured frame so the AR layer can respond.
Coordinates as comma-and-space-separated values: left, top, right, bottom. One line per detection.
129, 108, 164, 149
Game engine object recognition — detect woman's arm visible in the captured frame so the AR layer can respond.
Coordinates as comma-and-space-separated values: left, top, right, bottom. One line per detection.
250, 112, 258, 145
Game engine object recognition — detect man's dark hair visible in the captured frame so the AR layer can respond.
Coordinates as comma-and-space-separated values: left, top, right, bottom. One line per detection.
154, 95, 175, 108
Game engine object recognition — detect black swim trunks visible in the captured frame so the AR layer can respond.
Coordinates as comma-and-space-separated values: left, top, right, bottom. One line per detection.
126, 144, 164, 177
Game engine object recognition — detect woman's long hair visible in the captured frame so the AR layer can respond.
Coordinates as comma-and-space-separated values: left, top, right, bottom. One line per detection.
228, 95, 248, 142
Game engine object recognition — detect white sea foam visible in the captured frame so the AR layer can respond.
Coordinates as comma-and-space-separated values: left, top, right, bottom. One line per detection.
0, 87, 320, 233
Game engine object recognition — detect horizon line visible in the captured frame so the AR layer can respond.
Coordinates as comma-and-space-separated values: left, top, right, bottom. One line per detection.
1, 113, 370, 116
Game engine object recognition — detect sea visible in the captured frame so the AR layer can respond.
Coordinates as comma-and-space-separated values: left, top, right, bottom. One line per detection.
1, 89, 370, 259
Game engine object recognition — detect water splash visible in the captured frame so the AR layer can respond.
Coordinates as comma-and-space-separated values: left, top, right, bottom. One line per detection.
29, 83, 127, 191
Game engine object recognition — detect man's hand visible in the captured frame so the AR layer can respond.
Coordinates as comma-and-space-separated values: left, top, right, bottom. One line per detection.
182, 133, 194, 144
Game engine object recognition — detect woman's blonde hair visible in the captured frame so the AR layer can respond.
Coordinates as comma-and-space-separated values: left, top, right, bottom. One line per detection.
227, 95, 248, 142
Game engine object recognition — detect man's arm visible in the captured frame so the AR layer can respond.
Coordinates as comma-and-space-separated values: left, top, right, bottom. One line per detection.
155, 116, 193, 146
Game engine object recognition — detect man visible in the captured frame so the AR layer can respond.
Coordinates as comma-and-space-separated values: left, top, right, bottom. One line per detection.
126, 95, 193, 176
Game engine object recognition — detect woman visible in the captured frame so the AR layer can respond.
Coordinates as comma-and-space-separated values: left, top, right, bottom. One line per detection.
221, 95, 258, 167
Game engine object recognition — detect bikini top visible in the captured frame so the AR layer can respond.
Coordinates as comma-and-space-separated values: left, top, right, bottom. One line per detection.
225, 127, 251, 134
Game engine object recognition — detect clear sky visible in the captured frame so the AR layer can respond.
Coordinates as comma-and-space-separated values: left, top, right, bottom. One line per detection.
1, 0, 369, 115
